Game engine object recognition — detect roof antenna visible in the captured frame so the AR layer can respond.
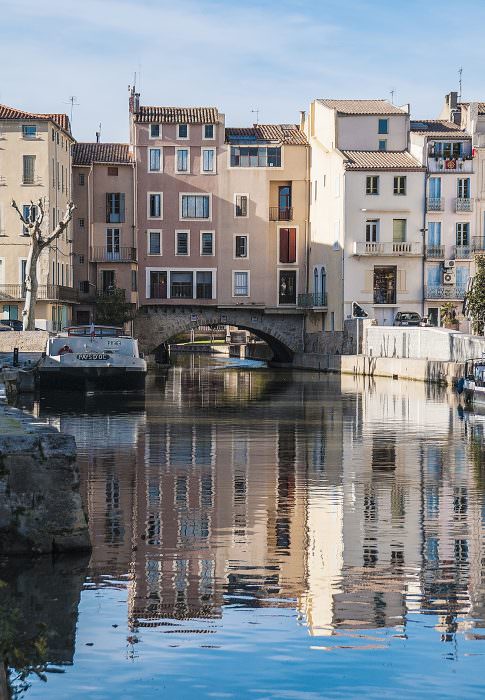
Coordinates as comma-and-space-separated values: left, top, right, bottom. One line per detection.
65, 96, 79, 125
458, 67, 463, 102
96, 123, 101, 143
251, 108, 259, 125
390, 88, 396, 105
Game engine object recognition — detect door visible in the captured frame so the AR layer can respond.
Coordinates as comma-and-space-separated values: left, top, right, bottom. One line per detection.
106, 228, 120, 259
278, 270, 297, 304
366, 220, 379, 242
278, 186, 292, 220
150, 271, 167, 299
428, 222, 441, 246
429, 177, 441, 199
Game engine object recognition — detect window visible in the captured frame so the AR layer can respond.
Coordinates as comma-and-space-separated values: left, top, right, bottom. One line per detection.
176, 231, 189, 255
78, 254, 85, 264
235, 194, 248, 217
233, 271, 249, 296
22, 155, 35, 184
150, 124, 160, 138
148, 231, 161, 255
374, 266, 396, 304
279, 270, 297, 304
181, 194, 210, 219
230, 146, 281, 167
279, 228, 297, 263
148, 193, 162, 218
393, 219, 406, 242
176, 148, 189, 173
314, 180, 317, 201
378, 139, 387, 151
171, 271, 193, 298
202, 148, 215, 173
107, 166, 118, 176
366, 176, 379, 195
106, 193, 125, 223
378, 118, 388, 135
79, 173, 85, 186
149, 148, 161, 172
21, 204, 37, 235
394, 176, 406, 195
20, 259, 27, 285
428, 222, 442, 246
79, 218, 85, 228
101, 270, 115, 293
106, 228, 120, 256
203, 125, 214, 139
435, 142, 462, 159
366, 220, 379, 242
456, 222, 470, 246
131, 269, 138, 292
196, 271, 212, 299
201, 231, 214, 256
457, 178, 470, 198
177, 124, 189, 139
235, 235, 248, 258
150, 271, 167, 299
22, 125, 37, 138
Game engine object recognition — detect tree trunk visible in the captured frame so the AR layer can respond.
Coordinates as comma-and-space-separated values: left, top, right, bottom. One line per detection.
22, 243, 41, 331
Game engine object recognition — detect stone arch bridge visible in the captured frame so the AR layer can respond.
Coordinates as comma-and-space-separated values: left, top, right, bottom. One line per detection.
135, 305, 305, 363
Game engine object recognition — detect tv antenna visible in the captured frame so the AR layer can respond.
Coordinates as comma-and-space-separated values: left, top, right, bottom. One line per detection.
390, 88, 396, 105
66, 96, 80, 124
458, 67, 463, 101
251, 108, 260, 125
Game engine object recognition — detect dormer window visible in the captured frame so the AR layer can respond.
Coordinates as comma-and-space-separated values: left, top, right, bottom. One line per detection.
22, 125, 37, 138
177, 124, 189, 139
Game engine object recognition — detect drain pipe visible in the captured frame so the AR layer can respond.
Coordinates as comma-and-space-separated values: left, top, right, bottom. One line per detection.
421, 170, 429, 318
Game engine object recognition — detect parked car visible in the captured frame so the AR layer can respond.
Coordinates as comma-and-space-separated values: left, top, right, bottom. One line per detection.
393, 312, 422, 327
0, 320, 24, 331
0, 325, 13, 332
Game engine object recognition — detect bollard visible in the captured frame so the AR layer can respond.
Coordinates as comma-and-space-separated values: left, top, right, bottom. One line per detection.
13, 347, 19, 367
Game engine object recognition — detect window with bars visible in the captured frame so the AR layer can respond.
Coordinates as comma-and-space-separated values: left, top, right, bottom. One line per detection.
235, 235, 247, 258
366, 176, 379, 195
176, 231, 189, 255
181, 194, 210, 219
233, 271, 249, 296
279, 228, 296, 263
148, 231, 161, 255
235, 195, 248, 217
79, 173, 85, 186
201, 232, 214, 255
106, 193, 125, 223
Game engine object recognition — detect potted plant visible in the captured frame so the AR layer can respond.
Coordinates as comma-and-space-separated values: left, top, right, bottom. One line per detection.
440, 302, 459, 330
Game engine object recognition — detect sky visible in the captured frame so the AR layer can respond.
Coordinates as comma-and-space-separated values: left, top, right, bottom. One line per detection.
1, 0, 485, 143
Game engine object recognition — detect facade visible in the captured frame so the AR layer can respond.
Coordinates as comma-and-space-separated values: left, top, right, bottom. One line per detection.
72, 142, 136, 324
0, 104, 76, 329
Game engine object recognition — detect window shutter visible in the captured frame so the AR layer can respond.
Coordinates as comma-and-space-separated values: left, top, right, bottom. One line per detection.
106, 193, 111, 223
288, 228, 296, 263
279, 228, 289, 263
363, 269, 373, 293
397, 270, 407, 292
120, 193, 125, 222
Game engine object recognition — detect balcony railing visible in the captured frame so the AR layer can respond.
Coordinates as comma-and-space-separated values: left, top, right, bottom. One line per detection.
269, 207, 293, 221
456, 197, 473, 212
425, 285, 466, 300
0, 284, 78, 303
428, 157, 474, 173
353, 241, 421, 256
0, 176, 6, 186
453, 245, 471, 259
425, 245, 445, 259
298, 292, 328, 308
91, 246, 137, 262
21, 176, 42, 186
427, 197, 444, 212
472, 237, 485, 252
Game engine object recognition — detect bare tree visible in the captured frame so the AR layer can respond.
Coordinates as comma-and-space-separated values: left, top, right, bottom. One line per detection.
11, 198, 75, 330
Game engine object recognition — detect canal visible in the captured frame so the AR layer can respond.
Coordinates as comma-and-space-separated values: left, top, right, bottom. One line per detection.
3, 355, 485, 698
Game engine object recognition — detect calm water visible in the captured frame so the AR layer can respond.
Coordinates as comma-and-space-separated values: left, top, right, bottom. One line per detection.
3, 356, 485, 699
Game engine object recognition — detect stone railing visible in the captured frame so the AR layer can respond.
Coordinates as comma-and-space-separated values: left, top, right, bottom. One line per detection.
353, 241, 421, 256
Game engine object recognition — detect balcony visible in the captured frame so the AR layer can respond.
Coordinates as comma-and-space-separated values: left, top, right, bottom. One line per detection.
425, 245, 445, 259
428, 157, 474, 174
91, 246, 137, 262
453, 245, 471, 259
425, 285, 466, 300
472, 237, 485, 252
269, 207, 293, 222
21, 176, 42, 186
456, 197, 473, 212
427, 197, 444, 212
353, 241, 421, 256
298, 293, 328, 308
0, 284, 78, 303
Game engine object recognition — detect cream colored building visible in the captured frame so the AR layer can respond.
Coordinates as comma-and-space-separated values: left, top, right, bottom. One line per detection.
0, 104, 76, 329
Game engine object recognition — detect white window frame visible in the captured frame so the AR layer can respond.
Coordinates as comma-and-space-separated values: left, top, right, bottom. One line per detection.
145, 267, 216, 300
276, 268, 299, 307
200, 230, 215, 257
277, 224, 299, 265
179, 193, 212, 222
177, 124, 190, 140
147, 229, 162, 256
175, 147, 190, 174
19, 257, 28, 285
234, 193, 249, 218
148, 147, 163, 173
202, 124, 216, 140
147, 192, 163, 220
175, 230, 190, 256
149, 124, 161, 139
232, 270, 250, 297
233, 234, 249, 260
201, 148, 216, 174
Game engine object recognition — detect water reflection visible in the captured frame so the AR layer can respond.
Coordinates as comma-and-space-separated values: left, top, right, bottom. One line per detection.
8, 358, 485, 697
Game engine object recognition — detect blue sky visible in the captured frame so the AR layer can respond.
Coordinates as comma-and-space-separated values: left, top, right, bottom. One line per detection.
1, 0, 485, 142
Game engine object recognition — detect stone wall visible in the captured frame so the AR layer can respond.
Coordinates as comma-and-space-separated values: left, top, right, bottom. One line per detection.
364, 326, 485, 362
0, 330, 48, 352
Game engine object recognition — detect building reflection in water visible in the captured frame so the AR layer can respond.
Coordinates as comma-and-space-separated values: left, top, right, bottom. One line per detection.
33, 362, 485, 650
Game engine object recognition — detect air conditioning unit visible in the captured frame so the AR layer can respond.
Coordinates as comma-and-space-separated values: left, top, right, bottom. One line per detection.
443, 269, 456, 285
444, 259, 456, 269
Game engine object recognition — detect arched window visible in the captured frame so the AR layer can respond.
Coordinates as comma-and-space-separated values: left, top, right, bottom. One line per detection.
320, 266, 326, 302
313, 267, 319, 294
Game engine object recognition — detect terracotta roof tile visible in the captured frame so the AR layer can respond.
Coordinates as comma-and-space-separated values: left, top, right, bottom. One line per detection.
410, 119, 468, 138
135, 106, 219, 124
0, 103, 71, 135
460, 102, 485, 115
318, 99, 407, 115
226, 124, 307, 145
341, 150, 424, 171
72, 143, 133, 166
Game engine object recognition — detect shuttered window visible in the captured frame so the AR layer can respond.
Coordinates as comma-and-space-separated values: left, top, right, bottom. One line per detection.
22, 155, 35, 184
392, 219, 406, 242
279, 228, 296, 263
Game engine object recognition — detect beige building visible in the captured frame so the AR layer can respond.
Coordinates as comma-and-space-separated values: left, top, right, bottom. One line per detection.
0, 104, 76, 329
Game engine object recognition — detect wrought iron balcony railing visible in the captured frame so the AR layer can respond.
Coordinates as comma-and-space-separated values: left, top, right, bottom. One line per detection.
453, 245, 472, 259
269, 207, 293, 222
298, 292, 328, 308
472, 237, 485, 252
0, 284, 78, 303
427, 197, 444, 212
425, 245, 445, 259
425, 285, 466, 300
91, 246, 137, 262
456, 197, 473, 212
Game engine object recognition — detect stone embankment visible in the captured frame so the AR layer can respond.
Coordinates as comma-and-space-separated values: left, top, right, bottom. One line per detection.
0, 403, 91, 554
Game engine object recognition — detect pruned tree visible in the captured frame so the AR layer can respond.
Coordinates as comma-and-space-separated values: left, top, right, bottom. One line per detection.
94, 287, 134, 327
11, 198, 75, 330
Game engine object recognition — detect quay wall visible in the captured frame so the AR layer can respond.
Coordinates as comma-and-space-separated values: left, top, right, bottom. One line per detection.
0, 331, 48, 353
364, 326, 485, 362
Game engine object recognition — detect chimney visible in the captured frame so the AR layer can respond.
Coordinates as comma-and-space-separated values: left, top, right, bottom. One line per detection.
299, 110, 306, 131
96, 131, 100, 143
129, 84, 140, 114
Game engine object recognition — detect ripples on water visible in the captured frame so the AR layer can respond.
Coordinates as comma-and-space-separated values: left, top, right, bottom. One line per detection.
3, 355, 485, 699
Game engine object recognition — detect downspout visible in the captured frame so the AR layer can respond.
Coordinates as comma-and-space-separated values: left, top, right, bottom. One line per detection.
422, 169, 429, 318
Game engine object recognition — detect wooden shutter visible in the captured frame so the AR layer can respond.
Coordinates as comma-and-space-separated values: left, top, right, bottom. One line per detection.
288, 228, 296, 263
120, 193, 125, 222
397, 270, 407, 292
279, 228, 289, 263
106, 193, 111, 223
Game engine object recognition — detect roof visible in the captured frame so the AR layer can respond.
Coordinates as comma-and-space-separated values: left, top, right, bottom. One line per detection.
72, 142, 133, 166
0, 103, 71, 135
318, 99, 407, 116
460, 102, 485, 115
410, 119, 468, 138
341, 150, 424, 171
134, 106, 219, 124
226, 124, 307, 145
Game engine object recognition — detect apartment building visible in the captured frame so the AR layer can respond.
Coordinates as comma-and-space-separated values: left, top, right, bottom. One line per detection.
0, 104, 76, 329
305, 99, 426, 330
72, 142, 136, 324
